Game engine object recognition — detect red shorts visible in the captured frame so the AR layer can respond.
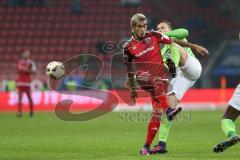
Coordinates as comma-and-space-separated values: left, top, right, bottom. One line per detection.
17, 86, 31, 92
136, 71, 169, 111
136, 71, 168, 94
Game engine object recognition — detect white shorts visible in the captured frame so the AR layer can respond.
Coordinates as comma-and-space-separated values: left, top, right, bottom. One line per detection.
229, 83, 240, 111
167, 55, 202, 101
179, 54, 202, 81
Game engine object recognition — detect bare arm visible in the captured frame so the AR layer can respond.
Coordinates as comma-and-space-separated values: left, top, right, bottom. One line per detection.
173, 39, 209, 56
123, 51, 137, 102
173, 43, 190, 67
126, 61, 135, 90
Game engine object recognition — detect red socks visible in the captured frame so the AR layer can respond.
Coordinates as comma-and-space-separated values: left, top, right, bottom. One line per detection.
145, 117, 160, 146
145, 95, 169, 146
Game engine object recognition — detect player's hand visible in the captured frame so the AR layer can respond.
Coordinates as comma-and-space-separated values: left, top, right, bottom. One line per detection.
192, 44, 209, 55
130, 90, 137, 103
153, 77, 169, 85
124, 80, 137, 103
124, 80, 130, 90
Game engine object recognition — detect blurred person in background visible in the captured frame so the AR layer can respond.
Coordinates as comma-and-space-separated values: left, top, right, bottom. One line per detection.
2, 75, 16, 91
16, 49, 36, 117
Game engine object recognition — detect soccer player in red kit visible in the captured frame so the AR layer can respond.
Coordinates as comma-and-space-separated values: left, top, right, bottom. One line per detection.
123, 13, 208, 155
17, 50, 36, 117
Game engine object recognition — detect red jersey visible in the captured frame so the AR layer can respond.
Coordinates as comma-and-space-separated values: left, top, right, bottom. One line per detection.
123, 31, 172, 78
17, 59, 36, 87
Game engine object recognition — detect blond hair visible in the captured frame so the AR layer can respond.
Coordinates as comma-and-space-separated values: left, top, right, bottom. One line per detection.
131, 13, 147, 29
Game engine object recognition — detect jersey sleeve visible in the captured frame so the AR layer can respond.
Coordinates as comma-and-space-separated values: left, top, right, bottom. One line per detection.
165, 28, 189, 40
152, 31, 172, 44
123, 48, 133, 65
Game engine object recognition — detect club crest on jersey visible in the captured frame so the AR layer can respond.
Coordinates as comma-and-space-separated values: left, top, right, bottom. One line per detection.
145, 37, 151, 45
132, 46, 137, 50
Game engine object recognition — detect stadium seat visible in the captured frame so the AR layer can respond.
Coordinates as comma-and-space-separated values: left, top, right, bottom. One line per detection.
0, 0, 236, 80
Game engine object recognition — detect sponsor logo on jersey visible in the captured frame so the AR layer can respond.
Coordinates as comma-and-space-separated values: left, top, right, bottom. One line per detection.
137, 71, 150, 82
135, 46, 154, 58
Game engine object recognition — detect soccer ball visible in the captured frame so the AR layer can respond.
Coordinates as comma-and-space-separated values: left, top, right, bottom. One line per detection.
46, 61, 65, 79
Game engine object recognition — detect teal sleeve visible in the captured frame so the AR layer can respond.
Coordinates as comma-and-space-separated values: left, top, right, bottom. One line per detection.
165, 28, 189, 40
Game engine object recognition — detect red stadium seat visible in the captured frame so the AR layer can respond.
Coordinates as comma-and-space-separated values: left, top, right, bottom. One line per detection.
0, 38, 6, 46
0, 0, 233, 80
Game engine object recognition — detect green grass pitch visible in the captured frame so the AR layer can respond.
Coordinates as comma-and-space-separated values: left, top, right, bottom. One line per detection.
0, 110, 239, 160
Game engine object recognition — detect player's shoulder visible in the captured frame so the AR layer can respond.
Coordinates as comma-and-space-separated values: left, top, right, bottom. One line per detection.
147, 30, 164, 37
123, 37, 134, 50
149, 30, 172, 42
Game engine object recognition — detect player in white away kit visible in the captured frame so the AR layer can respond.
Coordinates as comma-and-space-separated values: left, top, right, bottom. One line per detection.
158, 20, 204, 111
151, 20, 208, 154
213, 84, 240, 153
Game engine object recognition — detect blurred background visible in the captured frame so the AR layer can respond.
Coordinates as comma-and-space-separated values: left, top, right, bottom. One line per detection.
0, 0, 239, 110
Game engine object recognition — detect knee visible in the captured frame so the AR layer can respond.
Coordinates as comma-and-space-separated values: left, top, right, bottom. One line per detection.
222, 105, 240, 121
188, 61, 202, 81
194, 63, 202, 80
152, 107, 163, 121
